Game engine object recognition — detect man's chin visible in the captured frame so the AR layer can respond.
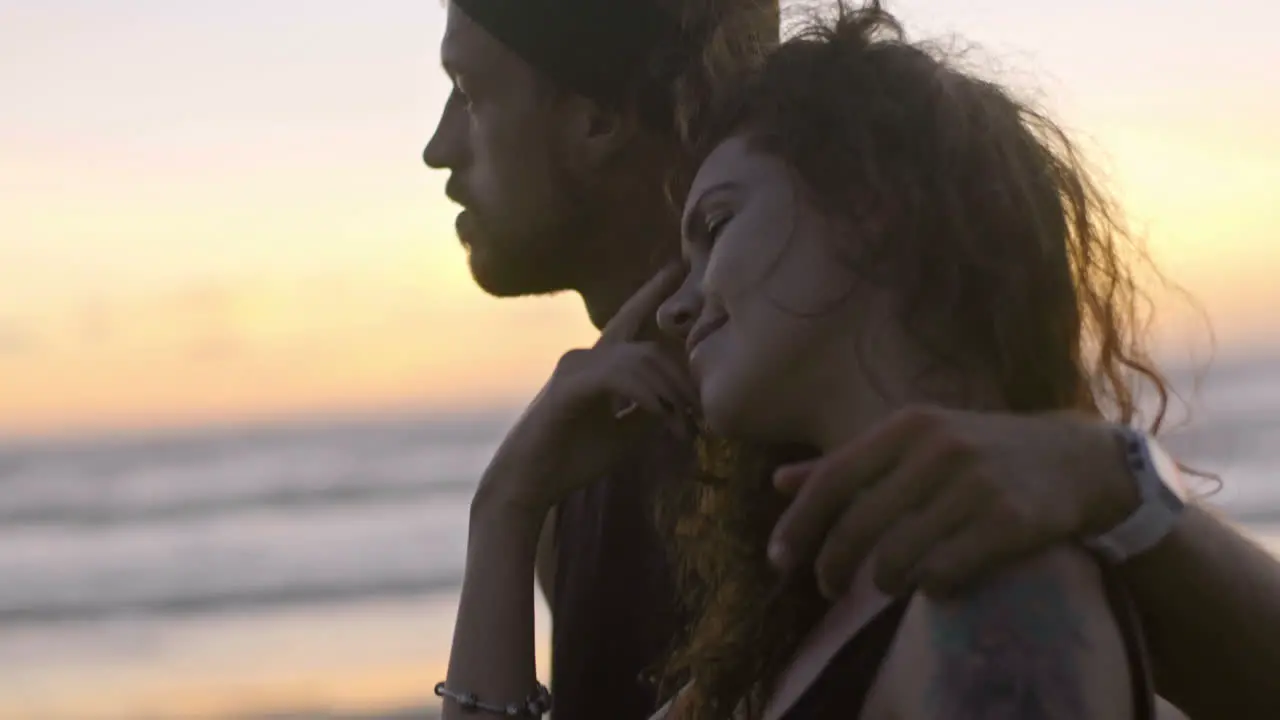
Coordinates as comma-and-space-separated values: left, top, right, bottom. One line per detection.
468, 253, 544, 298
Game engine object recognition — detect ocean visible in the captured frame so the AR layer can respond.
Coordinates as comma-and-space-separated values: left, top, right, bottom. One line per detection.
0, 358, 1276, 719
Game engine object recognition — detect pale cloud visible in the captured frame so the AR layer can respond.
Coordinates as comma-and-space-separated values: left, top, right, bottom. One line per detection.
0, 324, 37, 356
75, 303, 115, 346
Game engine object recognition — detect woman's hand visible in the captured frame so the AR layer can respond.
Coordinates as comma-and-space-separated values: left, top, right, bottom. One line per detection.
477, 263, 697, 514
444, 264, 695, 719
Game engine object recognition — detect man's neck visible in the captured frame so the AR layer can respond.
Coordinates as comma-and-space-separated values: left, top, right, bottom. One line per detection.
578, 261, 667, 331
577, 214, 680, 331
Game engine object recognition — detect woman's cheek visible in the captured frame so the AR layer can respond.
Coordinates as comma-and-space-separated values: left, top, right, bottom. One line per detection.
703, 234, 759, 307
700, 245, 730, 305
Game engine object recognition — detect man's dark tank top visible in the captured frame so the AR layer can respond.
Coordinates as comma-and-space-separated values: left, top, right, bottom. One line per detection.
551, 428, 691, 720
550, 427, 1155, 720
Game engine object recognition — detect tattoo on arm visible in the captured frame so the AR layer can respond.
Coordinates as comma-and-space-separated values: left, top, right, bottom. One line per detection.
926, 567, 1089, 719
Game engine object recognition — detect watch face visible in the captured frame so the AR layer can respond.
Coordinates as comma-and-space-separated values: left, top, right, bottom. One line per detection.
1148, 438, 1188, 501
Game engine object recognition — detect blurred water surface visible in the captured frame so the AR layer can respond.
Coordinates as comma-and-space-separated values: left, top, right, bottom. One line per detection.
0, 360, 1276, 718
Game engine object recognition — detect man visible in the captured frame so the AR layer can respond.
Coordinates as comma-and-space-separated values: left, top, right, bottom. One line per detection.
424, 0, 1280, 718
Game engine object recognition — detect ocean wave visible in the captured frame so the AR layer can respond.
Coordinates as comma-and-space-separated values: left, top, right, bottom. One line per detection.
0, 497, 471, 624
0, 393, 1273, 630
0, 474, 478, 529
0, 573, 463, 626
0, 419, 502, 529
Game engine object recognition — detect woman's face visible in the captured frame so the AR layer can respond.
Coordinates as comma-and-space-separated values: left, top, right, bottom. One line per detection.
659, 134, 911, 449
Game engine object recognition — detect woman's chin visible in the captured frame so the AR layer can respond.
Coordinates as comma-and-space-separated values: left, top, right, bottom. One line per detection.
698, 384, 761, 446
698, 396, 740, 443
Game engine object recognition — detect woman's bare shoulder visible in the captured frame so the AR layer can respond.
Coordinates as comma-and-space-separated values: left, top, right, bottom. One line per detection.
862, 545, 1133, 719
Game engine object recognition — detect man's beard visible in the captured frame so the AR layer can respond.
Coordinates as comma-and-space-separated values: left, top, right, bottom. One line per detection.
465, 170, 597, 298
465, 206, 593, 298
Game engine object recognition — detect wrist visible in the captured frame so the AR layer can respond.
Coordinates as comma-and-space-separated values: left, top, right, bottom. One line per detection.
1081, 425, 1188, 563
1076, 421, 1143, 537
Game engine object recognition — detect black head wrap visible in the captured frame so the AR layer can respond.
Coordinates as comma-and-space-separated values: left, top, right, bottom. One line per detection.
452, 0, 689, 109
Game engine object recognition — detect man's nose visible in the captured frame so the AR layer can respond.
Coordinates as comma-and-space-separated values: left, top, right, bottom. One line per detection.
422, 127, 449, 169
423, 103, 462, 170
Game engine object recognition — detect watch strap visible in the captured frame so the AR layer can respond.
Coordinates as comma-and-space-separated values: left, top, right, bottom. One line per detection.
1083, 426, 1185, 564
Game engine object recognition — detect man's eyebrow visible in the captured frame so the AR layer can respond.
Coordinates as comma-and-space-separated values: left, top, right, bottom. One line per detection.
682, 181, 739, 239
442, 52, 489, 85
438, 35, 469, 78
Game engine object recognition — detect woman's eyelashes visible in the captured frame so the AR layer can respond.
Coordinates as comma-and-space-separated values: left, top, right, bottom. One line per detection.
685, 213, 730, 277
703, 212, 731, 244
683, 199, 733, 259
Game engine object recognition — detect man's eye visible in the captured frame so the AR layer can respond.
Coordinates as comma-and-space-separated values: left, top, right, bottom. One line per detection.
451, 78, 474, 108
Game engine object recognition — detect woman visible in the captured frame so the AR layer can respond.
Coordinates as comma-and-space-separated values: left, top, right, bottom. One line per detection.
649, 3, 1164, 717
441, 2, 1165, 717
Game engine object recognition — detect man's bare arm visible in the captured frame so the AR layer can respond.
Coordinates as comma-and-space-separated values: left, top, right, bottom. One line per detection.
769, 409, 1280, 716
866, 546, 1132, 719
1122, 504, 1280, 718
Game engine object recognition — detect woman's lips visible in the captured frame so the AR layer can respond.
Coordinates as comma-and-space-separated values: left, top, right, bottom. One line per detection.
686, 314, 728, 358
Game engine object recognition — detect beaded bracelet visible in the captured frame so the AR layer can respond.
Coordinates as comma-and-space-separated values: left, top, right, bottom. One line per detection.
434, 681, 553, 717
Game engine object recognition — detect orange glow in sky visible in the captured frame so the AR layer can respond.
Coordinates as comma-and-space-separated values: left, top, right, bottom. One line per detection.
2, 1, 1277, 438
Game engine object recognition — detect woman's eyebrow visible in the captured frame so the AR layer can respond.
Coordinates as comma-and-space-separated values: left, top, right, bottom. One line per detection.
682, 181, 740, 239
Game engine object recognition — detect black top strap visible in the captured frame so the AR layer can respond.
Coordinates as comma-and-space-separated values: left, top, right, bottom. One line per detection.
783, 562, 1157, 719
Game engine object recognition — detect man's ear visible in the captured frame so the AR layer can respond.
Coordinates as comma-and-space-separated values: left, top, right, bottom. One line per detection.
559, 95, 640, 172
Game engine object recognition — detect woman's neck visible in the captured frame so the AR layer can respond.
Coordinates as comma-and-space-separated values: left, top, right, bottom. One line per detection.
810, 369, 1008, 453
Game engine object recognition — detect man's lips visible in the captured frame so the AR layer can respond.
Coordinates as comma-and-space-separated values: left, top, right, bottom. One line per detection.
686, 315, 728, 357
454, 210, 472, 242
443, 178, 468, 208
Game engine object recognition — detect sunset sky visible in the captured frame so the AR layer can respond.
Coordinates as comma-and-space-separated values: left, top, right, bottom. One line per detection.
2, 0, 1278, 438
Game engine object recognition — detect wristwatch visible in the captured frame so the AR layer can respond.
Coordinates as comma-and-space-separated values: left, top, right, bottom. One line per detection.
1084, 425, 1188, 563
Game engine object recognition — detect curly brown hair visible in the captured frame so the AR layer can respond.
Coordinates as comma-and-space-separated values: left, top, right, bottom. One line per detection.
656, 2, 1178, 718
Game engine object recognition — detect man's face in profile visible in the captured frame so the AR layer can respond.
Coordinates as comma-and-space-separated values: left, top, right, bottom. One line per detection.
423, 3, 591, 298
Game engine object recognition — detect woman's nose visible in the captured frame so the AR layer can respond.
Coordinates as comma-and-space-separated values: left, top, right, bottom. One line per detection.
657, 292, 699, 340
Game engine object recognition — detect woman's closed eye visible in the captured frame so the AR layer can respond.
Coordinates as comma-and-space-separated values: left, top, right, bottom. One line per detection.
703, 212, 731, 243
683, 211, 730, 266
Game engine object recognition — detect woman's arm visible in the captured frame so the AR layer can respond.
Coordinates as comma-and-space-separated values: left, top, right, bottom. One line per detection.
536, 507, 558, 607
1123, 504, 1280, 719
442, 266, 695, 718
442, 487, 547, 720
864, 545, 1133, 719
